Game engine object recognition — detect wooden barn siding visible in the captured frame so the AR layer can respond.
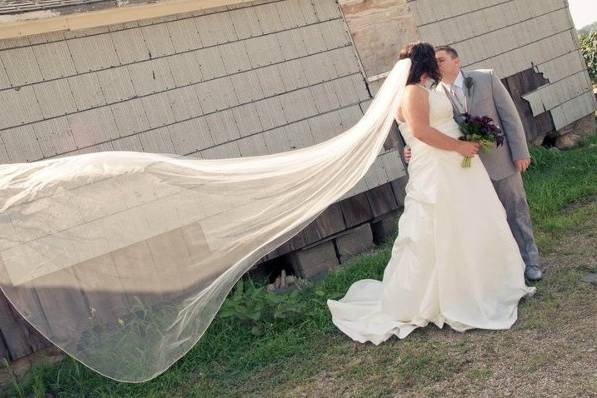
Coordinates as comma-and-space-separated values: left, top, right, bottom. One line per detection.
0, 0, 408, 365
410, 0, 596, 133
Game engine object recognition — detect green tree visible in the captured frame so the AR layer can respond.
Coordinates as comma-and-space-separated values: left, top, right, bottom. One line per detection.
579, 31, 597, 84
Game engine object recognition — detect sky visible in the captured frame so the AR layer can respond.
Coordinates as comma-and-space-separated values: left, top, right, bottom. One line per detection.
567, 0, 597, 29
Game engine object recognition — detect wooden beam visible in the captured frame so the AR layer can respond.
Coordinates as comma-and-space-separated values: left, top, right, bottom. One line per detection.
0, 0, 253, 40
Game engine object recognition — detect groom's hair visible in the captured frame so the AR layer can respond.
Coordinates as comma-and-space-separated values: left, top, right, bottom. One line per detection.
435, 45, 459, 59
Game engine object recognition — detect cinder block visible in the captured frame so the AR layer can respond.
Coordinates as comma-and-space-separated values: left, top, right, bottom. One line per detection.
32, 41, 76, 80
67, 73, 107, 110
111, 99, 151, 136
33, 79, 77, 118
110, 27, 151, 64
67, 34, 120, 73
128, 58, 175, 96
140, 24, 175, 57
1, 125, 44, 162
31, 117, 77, 157
371, 213, 399, 245
290, 240, 338, 279
141, 93, 176, 128
390, 175, 408, 208
336, 223, 375, 263
0, 46, 43, 86
96, 66, 136, 103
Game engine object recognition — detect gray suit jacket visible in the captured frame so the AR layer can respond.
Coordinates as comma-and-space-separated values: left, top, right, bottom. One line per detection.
456, 69, 530, 181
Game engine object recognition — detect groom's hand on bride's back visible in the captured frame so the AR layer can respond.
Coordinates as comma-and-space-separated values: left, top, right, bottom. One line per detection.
404, 146, 412, 163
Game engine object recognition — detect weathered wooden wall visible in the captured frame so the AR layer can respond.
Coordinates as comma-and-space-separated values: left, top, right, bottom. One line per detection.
410, 0, 596, 144
339, 0, 418, 79
0, 0, 408, 368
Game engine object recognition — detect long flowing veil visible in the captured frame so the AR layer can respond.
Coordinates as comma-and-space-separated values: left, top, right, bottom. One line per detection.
0, 59, 411, 382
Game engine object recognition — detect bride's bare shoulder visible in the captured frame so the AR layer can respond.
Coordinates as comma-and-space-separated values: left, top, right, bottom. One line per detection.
403, 84, 429, 102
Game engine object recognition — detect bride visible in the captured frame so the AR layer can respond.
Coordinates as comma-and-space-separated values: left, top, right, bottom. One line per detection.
0, 42, 534, 382
327, 42, 535, 344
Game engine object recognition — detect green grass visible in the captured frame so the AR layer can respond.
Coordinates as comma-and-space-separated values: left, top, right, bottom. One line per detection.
6, 134, 597, 397
523, 134, 597, 251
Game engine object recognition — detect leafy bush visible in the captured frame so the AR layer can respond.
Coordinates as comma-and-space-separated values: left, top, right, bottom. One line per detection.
579, 31, 597, 84
219, 279, 309, 336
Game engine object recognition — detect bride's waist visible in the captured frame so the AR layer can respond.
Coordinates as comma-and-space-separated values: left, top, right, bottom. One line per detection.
431, 119, 462, 139
403, 120, 462, 146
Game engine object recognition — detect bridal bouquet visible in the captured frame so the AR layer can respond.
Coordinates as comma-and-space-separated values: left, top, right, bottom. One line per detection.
457, 113, 504, 167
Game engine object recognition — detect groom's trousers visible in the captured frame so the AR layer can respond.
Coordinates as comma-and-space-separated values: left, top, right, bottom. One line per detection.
491, 172, 540, 267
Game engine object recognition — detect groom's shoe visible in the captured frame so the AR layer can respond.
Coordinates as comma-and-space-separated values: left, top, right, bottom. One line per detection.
525, 265, 543, 281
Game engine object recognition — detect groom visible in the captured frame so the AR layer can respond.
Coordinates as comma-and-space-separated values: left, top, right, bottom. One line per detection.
404, 45, 542, 281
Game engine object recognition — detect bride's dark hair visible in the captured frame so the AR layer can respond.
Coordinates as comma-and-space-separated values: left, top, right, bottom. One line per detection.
399, 42, 441, 86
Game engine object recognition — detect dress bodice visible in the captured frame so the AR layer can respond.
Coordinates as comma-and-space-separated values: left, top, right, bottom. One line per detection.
398, 85, 462, 144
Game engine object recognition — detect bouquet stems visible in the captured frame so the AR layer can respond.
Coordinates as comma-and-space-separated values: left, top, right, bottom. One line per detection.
462, 155, 473, 168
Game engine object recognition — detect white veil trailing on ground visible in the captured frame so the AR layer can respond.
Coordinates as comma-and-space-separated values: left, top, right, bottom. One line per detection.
0, 59, 411, 382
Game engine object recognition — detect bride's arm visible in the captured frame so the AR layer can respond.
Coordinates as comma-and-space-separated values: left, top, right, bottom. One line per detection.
399, 86, 479, 156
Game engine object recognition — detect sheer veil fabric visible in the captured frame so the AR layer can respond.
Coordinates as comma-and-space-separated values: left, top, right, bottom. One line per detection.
0, 59, 412, 382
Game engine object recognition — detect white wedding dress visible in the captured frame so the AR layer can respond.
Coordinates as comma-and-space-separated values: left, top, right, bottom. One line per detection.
327, 85, 536, 344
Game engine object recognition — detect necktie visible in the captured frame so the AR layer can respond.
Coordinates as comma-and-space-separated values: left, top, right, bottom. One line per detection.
451, 86, 465, 113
